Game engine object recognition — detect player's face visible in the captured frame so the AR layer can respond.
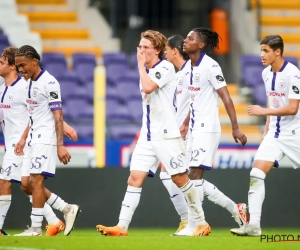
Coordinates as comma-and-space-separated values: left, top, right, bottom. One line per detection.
260, 44, 280, 66
164, 45, 175, 63
183, 31, 204, 54
0, 56, 14, 77
138, 38, 160, 64
15, 56, 36, 80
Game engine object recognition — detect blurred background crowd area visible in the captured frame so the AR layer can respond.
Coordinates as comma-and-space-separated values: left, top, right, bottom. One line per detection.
0, 0, 299, 145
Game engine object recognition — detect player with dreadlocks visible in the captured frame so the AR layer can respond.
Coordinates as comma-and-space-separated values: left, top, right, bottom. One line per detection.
174, 28, 248, 236
12, 45, 80, 236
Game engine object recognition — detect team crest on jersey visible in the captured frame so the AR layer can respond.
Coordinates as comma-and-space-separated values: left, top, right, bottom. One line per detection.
195, 73, 200, 82
279, 79, 286, 89
178, 77, 183, 85
272, 98, 280, 108
33, 87, 38, 97
8, 93, 14, 101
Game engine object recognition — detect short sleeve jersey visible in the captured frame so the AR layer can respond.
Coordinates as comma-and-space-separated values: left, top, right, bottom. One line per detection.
139, 59, 181, 141
188, 53, 227, 133
26, 69, 62, 145
262, 61, 300, 138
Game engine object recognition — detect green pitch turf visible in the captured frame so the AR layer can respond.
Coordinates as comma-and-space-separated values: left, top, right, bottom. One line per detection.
1, 228, 300, 250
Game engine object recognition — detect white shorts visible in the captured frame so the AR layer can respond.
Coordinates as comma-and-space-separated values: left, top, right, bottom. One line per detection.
255, 135, 300, 169
187, 132, 221, 169
0, 154, 23, 183
130, 137, 189, 176
24, 144, 57, 177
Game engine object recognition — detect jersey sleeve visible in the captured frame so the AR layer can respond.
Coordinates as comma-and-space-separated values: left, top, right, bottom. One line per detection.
288, 68, 300, 100
149, 64, 175, 88
208, 65, 227, 90
46, 79, 63, 111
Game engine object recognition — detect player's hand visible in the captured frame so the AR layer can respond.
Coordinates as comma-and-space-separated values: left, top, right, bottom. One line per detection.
232, 128, 247, 146
137, 47, 146, 66
248, 105, 265, 116
14, 137, 26, 156
179, 123, 189, 140
64, 123, 78, 141
57, 145, 71, 165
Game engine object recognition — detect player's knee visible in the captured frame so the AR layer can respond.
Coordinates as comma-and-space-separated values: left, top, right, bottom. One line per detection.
0, 179, 12, 194
127, 173, 143, 188
171, 172, 189, 187
188, 167, 204, 180
29, 175, 44, 189
20, 179, 31, 195
250, 168, 266, 181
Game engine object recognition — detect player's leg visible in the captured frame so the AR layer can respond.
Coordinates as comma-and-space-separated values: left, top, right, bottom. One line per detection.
231, 137, 283, 236
20, 149, 65, 236
203, 179, 248, 227
155, 138, 210, 237
96, 141, 158, 236
0, 156, 23, 235
159, 165, 188, 233
45, 188, 80, 236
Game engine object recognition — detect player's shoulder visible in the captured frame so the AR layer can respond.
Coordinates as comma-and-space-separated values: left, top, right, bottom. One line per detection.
202, 55, 221, 71
284, 62, 300, 75
42, 70, 60, 85
156, 59, 175, 72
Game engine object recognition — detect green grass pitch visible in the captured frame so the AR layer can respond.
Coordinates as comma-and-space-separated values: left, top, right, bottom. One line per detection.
1, 228, 300, 250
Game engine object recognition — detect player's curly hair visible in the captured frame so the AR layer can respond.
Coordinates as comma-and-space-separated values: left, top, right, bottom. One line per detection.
192, 27, 220, 53
1, 46, 18, 66
141, 30, 167, 59
168, 35, 189, 60
15, 45, 41, 61
260, 35, 284, 56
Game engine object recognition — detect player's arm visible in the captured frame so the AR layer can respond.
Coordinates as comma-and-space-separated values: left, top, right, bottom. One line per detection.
137, 48, 158, 94
248, 99, 299, 116
14, 122, 30, 156
63, 121, 78, 141
180, 111, 190, 139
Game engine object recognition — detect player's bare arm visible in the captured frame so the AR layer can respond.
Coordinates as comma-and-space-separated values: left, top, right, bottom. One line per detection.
63, 121, 78, 141
53, 110, 71, 165
217, 86, 247, 146
248, 99, 299, 116
180, 111, 190, 139
14, 122, 30, 156
137, 47, 159, 94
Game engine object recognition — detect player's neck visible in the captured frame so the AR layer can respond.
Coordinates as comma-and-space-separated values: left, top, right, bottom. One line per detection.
173, 57, 186, 71
31, 67, 42, 81
270, 57, 285, 72
146, 57, 161, 69
4, 72, 19, 86
189, 51, 204, 67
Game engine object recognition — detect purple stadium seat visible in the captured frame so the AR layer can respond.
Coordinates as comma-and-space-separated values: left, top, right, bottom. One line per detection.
103, 52, 127, 66
106, 63, 128, 84
42, 52, 66, 64
44, 62, 67, 79
0, 34, 10, 52
253, 84, 267, 107
284, 56, 299, 68
243, 65, 264, 87
106, 99, 133, 122
64, 98, 92, 120
68, 122, 93, 139
127, 98, 143, 123
75, 62, 96, 83
72, 53, 96, 68
108, 123, 141, 140
117, 81, 141, 101
106, 85, 122, 102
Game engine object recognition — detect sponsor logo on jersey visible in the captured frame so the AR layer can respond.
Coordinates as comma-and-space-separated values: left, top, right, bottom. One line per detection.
26, 99, 38, 105
50, 91, 59, 100
272, 98, 280, 108
212, 64, 219, 68
0, 104, 10, 109
268, 92, 285, 97
155, 72, 161, 79
215, 74, 224, 83
292, 85, 299, 94
177, 90, 182, 95
294, 75, 300, 79
188, 86, 200, 91
48, 81, 55, 84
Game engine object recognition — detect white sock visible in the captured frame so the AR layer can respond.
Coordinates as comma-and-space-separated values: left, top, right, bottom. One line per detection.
28, 195, 32, 202
160, 172, 188, 221
203, 179, 237, 215
248, 168, 266, 228
31, 207, 44, 228
180, 180, 206, 226
46, 193, 68, 213
117, 186, 142, 231
44, 203, 59, 225
0, 195, 11, 230
191, 179, 204, 203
